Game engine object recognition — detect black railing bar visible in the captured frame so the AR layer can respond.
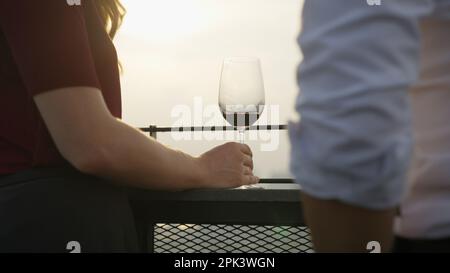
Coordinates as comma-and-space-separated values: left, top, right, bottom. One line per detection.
260, 178, 294, 184
140, 124, 288, 133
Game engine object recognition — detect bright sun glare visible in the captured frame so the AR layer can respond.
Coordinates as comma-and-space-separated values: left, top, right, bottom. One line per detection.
119, 0, 210, 43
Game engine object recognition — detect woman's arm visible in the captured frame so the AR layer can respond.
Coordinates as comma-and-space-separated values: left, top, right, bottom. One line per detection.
34, 87, 258, 190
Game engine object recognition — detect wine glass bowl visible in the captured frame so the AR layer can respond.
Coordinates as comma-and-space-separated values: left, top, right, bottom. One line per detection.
219, 57, 266, 143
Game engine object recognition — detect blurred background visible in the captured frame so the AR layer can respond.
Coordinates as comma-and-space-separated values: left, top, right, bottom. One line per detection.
115, 0, 304, 178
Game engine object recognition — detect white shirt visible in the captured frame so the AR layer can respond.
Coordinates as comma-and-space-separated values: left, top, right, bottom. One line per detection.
289, 0, 450, 238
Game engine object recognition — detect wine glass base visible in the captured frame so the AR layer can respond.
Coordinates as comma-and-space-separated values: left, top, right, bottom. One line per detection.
236, 184, 264, 190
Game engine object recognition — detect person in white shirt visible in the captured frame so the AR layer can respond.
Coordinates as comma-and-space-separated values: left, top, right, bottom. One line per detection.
290, 0, 450, 252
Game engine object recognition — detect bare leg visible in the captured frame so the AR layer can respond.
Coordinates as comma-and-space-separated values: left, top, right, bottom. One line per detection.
301, 193, 396, 253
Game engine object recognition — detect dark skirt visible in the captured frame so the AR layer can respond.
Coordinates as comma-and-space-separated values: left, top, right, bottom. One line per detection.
0, 167, 139, 253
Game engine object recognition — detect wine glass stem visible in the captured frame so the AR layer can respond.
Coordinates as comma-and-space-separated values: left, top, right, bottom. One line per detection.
238, 129, 245, 144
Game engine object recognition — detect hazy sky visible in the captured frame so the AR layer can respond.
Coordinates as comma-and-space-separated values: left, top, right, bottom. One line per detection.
115, 0, 304, 178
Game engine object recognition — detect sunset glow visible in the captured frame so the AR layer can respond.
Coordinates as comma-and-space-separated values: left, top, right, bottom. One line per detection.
120, 0, 212, 43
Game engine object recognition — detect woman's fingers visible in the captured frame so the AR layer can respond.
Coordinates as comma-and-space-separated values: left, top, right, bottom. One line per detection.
239, 144, 253, 157
242, 155, 253, 170
242, 175, 259, 185
243, 166, 253, 175
239, 145, 255, 184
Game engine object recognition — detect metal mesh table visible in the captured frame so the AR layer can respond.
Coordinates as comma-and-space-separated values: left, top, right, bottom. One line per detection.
154, 224, 312, 253
129, 181, 312, 253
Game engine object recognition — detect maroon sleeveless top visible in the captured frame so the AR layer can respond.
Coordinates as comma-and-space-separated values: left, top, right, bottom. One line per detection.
0, 0, 122, 174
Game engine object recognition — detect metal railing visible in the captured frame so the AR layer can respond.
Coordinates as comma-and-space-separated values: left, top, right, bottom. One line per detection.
140, 124, 289, 139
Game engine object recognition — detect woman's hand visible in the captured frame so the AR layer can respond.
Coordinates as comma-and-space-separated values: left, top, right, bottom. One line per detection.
196, 142, 259, 189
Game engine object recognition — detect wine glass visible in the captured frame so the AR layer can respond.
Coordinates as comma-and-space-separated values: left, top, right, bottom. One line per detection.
219, 57, 265, 143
